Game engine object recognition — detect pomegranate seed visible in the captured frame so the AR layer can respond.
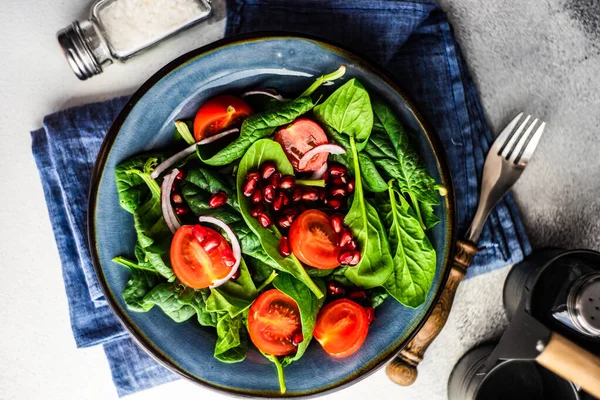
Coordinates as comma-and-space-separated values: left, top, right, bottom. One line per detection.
301, 187, 319, 201
171, 193, 183, 204
347, 179, 355, 193
292, 332, 304, 346
260, 162, 277, 180
222, 248, 236, 267
322, 170, 329, 181
230, 268, 241, 280
243, 178, 258, 197
175, 170, 186, 180
330, 185, 347, 197
338, 229, 353, 248
292, 187, 304, 202
272, 192, 284, 211
201, 236, 221, 252
328, 198, 342, 210
346, 239, 357, 250
209, 191, 228, 209
338, 250, 354, 265
279, 175, 296, 190
328, 164, 347, 177
250, 204, 265, 218
251, 189, 263, 204
171, 182, 177, 193
175, 206, 190, 216
318, 188, 327, 201
263, 185, 276, 203
279, 236, 291, 257
269, 172, 281, 188
330, 177, 346, 186
247, 171, 260, 182
348, 289, 368, 303
330, 214, 344, 233
257, 213, 273, 228
192, 225, 206, 242
283, 207, 299, 219
281, 192, 290, 206
278, 215, 292, 229
327, 281, 346, 297
348, 251, 361, 266
365, 307, 375, 324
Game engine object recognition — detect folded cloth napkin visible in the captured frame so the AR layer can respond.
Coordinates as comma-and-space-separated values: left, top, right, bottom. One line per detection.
31, 0, 531, 396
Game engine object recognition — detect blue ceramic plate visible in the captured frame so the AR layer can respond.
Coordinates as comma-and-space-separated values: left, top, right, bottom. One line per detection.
89, 33, 456, 397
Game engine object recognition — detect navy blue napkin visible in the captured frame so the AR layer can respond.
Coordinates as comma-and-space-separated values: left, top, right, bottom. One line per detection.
32, 0, 530, 396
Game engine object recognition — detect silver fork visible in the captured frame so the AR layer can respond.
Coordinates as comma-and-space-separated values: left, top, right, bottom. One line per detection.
465, 113, 546, 243
387, 113, 546, 386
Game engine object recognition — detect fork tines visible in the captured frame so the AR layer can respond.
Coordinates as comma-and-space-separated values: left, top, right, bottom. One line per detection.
494, 113, 546, 166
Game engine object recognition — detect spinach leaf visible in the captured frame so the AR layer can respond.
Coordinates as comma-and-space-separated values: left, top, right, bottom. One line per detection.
274, 274, 325, 366
236, 139, 324, 298
113, 253, 161, 312
367, 286, 390, 308
141, 283, 210, 323
265, 354, 287, 394
380, 186, 436, 308
206, 260, 258, 317
214, 313, 248, 363
313, 79, 373, 146
324, 125, 388, 193
198, 97, 315, 166
366, 100, 442, 229
115, 154, 175, 281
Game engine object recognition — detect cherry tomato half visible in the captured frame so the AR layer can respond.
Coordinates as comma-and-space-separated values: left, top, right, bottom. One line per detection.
313, 299, 369, 358
248, 289, 302, 356
170, 225, 234, 289
273, 118, 329, 172
193, 95, 252, 141
289, 210, 340, 270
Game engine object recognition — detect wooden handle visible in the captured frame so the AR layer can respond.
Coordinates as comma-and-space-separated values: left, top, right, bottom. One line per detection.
536, 333, 600, 398
386, 239, 477, 386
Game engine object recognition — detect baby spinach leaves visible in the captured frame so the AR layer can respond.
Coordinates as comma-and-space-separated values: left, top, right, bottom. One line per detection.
366, 100, 442, 230
115, 153, 175, 281
379, 185, 436, 308
236, 139, 324, 298
314, 81, 394, 288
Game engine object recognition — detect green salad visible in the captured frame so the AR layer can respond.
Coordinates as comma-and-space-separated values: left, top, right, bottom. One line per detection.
113, 66, 444, 393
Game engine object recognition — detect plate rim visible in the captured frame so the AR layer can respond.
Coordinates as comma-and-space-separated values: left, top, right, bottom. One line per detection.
87, 31, 457, 398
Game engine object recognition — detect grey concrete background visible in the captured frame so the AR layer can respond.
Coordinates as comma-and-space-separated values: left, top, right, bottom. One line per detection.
0, 0, 597, 399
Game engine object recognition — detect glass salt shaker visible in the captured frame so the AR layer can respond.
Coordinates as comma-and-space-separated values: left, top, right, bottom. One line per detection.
57, 0, 212, 80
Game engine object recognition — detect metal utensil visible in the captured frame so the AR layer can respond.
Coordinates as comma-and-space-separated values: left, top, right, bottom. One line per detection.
482, 301, 600, 398
387, 113, 547, 386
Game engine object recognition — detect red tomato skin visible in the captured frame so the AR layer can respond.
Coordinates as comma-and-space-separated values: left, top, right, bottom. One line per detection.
170, 225, 232, 289
193, 95, 252, 141
313, 299, 369, 358
273, 118, 329, 172
247, 289, 301, 356
289, 210, 340, 270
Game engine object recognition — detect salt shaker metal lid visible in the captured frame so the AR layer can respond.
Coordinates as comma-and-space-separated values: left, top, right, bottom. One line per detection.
568, 273, 600, 337
57, 0, 212, 80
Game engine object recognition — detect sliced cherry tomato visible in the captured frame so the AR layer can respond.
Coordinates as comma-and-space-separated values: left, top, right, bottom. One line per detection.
289, 209, 340, 269
193, 95, 252, 141
170, 225, 233, 289
313, 299, 369, 358
273, 118, 329, 172
248, 289, 302, 356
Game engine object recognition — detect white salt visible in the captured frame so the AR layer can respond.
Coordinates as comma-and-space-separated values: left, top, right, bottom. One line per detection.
99, 0, 206, 55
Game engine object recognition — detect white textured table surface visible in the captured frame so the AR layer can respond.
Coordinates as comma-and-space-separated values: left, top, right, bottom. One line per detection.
1, 0, 598, 399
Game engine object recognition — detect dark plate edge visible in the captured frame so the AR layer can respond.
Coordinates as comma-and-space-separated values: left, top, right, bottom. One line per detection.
87, 31, 457, 398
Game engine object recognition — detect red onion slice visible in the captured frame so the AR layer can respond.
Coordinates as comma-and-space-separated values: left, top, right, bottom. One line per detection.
298, 144, 346, 171
241, 90, 284, 101
151, 144, 196, 179
197, 128, 239, 145
160, 169, 181, 234
310, 161, 328, 180
198, 216, 242, 288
